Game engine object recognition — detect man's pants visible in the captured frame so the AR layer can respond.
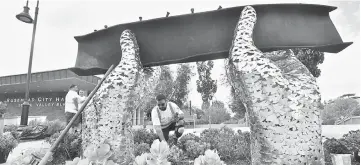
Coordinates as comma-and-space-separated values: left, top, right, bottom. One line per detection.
65, 112, 82, 127
162, 120, 185, 141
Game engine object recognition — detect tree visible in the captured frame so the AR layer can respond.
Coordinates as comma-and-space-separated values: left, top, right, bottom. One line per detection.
170, 63, 194, 108
222, 59, 247, 119
154, 65, 174, 99
229, 86, 247, 119
292, 48, 325, 78
207, 100, 231, 124
196, 61, 217, 110
322, 97, 360, 125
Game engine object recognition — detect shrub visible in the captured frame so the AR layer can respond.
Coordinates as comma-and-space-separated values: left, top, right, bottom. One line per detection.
134, 143, 150, 157
323, 130, 360, 165
4, 125, 20, 139
200, 128, 221, 149
177, 133, 201, 151
200, 127, 251, 162
45, 131, 82, 164
135, 139, 172, 165
184, 140, 210, 159
323, 138, 351, 164
0, 132, 18, 163
194, 149, 226, 165
28, 119, 43, 126
342, 130, 360, 153
43, 119, 66, 137
168, 145, 186, 165
133, 128, 159, 146
167, 134, 178, 147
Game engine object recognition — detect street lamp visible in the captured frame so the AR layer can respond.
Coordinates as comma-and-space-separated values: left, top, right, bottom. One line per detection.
16, 0, 39, 126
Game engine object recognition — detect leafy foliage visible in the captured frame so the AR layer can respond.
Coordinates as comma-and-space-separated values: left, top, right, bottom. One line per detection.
229, 86, 247, 119
292, 48, 325, 78
196, 61, 217, 110
194, 149, 226, 165
171, 64, 194, 108
0, 101, 7, 114
4, 125, 20, 139
154, 66, 174, 99
133, 128, 159, 146
134, 143, 151, 157
167, 145, 186, 165
207, 100, 231, 124
323, 130, 360, 165
177, 133, 201, 151
46, 131, 82, 164
135, 139, 172, 165
184, 140, 211, 159
65, 143, 116, 165
342, 130, 360, 152
0, 132, 18, 162
200, 127, 251, 162
322, 97, 360, 125
43, 119, 66, 137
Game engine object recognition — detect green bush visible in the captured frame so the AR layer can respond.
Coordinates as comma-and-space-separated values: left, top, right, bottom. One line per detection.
168, 145, 186, 165
177, 133, 201, 151
323, 130, 360, 165
134, 142, 150, 157
200, 128, 221, 149
28, 119, 44, 126
184, 140, 211, 159
167, 134, 178, 147
43, 119, 66, 137
4, 125, 20, 139
45, 131, 82, 164
133, 128, 159, 146
0, 132, 18, 163
200, 127, 251, 162
342, 130, 360, 153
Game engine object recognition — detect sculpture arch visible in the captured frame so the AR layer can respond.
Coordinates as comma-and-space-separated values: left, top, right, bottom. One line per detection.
77, 4, 352, 165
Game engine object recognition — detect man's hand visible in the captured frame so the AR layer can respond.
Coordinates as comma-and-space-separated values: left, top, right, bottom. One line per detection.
172, 113, 180, 122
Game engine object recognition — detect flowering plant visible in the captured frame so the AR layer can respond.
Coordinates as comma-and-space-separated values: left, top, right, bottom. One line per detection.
134, 139, 171, 165
194, 149, 226, 165
65, 142, 118, 165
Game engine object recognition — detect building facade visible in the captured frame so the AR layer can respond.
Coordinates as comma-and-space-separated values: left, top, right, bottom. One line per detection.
0, 69, 144, 125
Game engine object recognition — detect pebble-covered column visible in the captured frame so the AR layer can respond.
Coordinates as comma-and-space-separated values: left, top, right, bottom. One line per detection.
228, 6, 324, 165
81, 29, 161, 164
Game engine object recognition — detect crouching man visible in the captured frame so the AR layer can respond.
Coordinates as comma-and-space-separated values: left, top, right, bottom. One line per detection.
151, 94, 185, 142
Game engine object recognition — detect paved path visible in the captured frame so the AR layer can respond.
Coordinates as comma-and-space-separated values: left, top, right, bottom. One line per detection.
175, 124, 360, 142
1, 125, 359, 164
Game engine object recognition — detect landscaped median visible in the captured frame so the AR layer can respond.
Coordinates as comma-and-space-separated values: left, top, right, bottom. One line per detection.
0, 121, 360, 165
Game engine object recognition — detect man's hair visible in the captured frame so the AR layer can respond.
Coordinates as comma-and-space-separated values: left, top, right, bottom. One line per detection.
69, 84, 77, 89
156, 94, 166, 101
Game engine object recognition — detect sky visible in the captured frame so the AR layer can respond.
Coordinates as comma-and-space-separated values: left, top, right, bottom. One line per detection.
0, 0, 359, 109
